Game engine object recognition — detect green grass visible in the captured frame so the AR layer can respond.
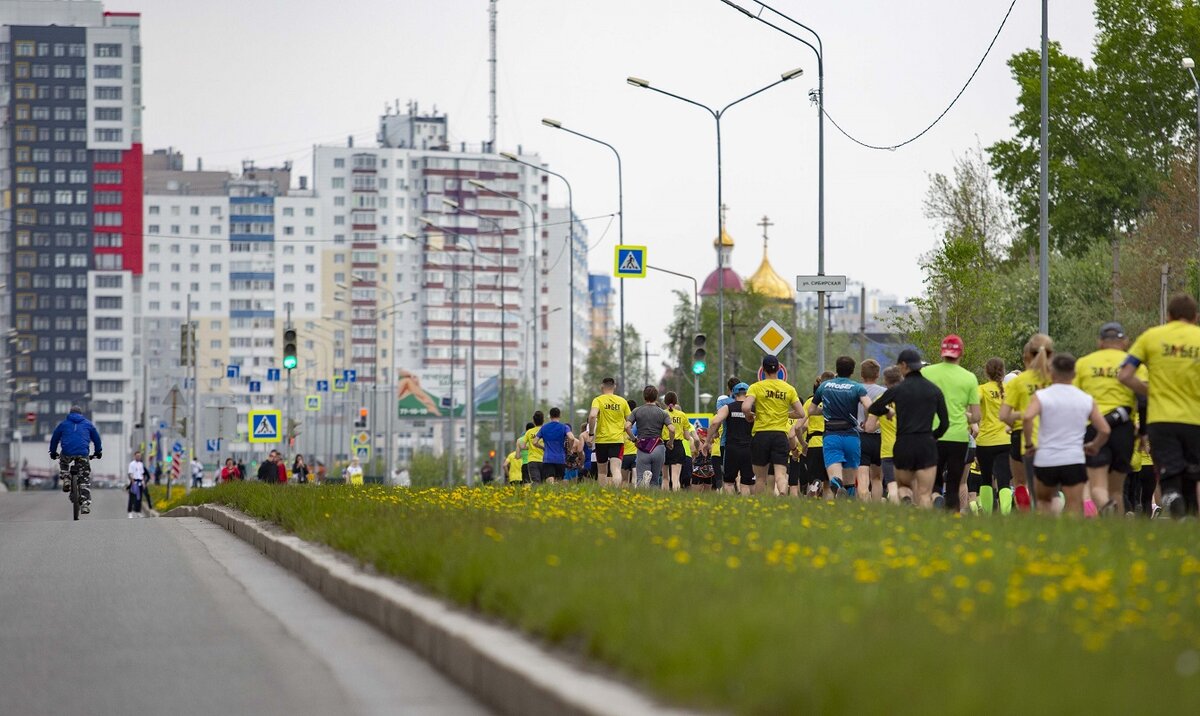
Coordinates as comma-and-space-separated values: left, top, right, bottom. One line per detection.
170, 483, 1200, 715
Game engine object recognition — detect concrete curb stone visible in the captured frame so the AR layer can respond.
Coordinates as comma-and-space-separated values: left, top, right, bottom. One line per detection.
165, 503, 701, 716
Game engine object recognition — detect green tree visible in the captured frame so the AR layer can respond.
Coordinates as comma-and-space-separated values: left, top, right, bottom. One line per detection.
577, 325, 644, 404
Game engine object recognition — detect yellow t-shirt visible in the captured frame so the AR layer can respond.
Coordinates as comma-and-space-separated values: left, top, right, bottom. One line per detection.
803, 397, 825, 448
623, 432, 636, 457
1003, 369, 1050, 452
1128, 320, 1200, 426
1074, 348, 1144, 415
709, 422, 722, 458
747, 379, 800, 435
664, 408, 693, 457
591, 394, 631, 444
523, 426, 545, 462
880, 411, 897, 459
506, 451, 522, 483
977, 381, 1009, 448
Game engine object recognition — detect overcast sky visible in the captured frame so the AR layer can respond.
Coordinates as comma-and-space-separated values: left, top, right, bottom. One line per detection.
124, 0, 1099, 350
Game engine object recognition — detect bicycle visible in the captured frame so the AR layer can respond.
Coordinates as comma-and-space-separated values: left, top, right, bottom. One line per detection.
58, 455, 95, 521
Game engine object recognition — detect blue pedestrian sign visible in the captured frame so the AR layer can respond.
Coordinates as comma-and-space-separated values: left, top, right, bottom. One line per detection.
317, 380, 330, 392
172, 441, 183, 454
248, 410, 281, 444
343, 369, 357, 383
266, 368, 281, 382
206, 439, 221, 452
226, 365, 241, 379
614, 245, 647, 278
333, 377, 348, 393
440, 396, 453, 408
249, 380, 262, 393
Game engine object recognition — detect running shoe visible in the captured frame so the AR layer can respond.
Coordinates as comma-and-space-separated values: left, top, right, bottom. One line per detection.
1083, 500, 1098, 518
932, 494, 945, 509
1014, 485, 1032, 511
1151, 505, 1163, 520
807, 481, 821, 497
80, 500, 91, 515
61, 479, 70, 493
1163, 492, 1185, 519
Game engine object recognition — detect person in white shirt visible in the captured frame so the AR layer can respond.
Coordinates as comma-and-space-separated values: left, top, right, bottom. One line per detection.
127, 451, 147, 518
190, 458, 204, 488
1022, 354, 1110, 516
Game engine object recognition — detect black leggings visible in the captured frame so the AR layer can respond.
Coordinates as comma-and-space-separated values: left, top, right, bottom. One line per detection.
1159, 471, 1200, 516
1124, 467, 1157, 516
934, 441, 969, 510
968, 444, 1011, 493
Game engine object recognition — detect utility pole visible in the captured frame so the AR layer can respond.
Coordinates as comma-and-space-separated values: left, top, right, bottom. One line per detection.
165, 385, 180, 502
186, 293, 198, 494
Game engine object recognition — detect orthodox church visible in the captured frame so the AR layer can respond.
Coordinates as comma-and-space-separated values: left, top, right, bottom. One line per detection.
700, 209, 794, 303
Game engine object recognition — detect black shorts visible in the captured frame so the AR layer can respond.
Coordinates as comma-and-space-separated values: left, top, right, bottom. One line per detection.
787, 457, 808, 486
621, 453, 636, 471
1146, 423, 1200, 480
724, 444, 755, 485
806, 446, 828, 482
543, 462, 566, 479
894, 434, 939, 471
1010, 429, 1023, 462
860, 432, 882, 467
665, 441, 687, 466
521, 463, 529, 482
751, 431, 790, 467
527, 462, 543, 483
1085, 421, 1134, 472
594, 443, 623, 464
1035, 463, 1087, 487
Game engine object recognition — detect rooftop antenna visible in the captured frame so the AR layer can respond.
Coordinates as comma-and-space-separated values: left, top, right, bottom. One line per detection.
488, 0, 498, 151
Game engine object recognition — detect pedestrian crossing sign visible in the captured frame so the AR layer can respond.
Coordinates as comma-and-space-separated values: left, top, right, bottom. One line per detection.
355, 445, 371, 462
686, 413, 713, 435
614, 245, 647, 278
305, 395, 321, 411
247, 410, 281, 443
333, 377, 348, 393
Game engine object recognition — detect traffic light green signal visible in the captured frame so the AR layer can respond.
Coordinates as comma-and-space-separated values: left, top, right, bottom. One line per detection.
692, 333, 707, 375
282, 327, 298, 370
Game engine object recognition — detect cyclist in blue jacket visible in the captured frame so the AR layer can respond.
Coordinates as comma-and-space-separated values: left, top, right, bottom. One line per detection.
49, 406, 102, 514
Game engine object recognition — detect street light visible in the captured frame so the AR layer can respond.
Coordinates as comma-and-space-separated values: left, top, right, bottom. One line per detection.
538, 120, 627, 397
1184, 56, 1200, 297
627, 68, 803, 379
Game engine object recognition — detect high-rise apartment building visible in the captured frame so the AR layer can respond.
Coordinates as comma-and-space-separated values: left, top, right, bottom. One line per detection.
1, 0, 142, 478
542, 206, 590, 410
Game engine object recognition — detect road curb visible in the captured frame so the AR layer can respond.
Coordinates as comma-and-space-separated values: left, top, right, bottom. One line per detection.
165, 503, 699, 716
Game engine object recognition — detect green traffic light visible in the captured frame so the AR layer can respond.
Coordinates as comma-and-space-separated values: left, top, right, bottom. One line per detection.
165, 455, 172, 463
282, 355, 298, 370
692, 360, 706, 375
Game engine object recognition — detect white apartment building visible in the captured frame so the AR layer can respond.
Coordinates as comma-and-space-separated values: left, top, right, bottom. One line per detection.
542, 206, 591, 412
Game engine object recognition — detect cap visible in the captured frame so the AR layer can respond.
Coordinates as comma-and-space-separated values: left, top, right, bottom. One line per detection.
733, 382, 750, 394
940, 334, 964, 358
897, 348, 924, 371
762, 354, 780, 372
1099, 321, 1126, 339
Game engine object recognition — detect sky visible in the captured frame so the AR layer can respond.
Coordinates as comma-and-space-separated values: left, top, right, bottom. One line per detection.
121, 0, 1100, 351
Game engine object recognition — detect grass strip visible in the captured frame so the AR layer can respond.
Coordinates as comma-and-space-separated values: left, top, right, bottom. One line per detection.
171, 483, 1200, 715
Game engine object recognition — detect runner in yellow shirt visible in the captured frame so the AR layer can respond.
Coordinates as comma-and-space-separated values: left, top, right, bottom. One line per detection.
743, 355, 805, 496
621, 399, 638, 486
974, 358, 1014, 514
802, 371, 834, 497
999, 334, 1054, 510
1119, 294, 1200, 517
520, 411, 547, 484
662, 392, 696, 491
878, 366, 902, 503
504, 449, 523, 485
587, 377, 632, 487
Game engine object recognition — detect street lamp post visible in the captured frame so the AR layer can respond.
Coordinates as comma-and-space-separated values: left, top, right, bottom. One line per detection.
648, 264, 701, 411
627, 68, 803, 379
1184, 57, 1200, 297
537, 121, 624, 396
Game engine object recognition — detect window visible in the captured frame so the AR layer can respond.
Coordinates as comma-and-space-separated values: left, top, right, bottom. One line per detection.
93, 64, 122, 79
95, 212, 123, 227
94, 43, 122, 58
95, 338, 123, 351
331, 177, 345, 189
94, 150, 122, 163
95, 275, 123, 288
94, 232, 123, 248
148, 225, 160, 234
94, 128, 123, 142
95, 191, 122, 205
94, 85, 121, 100
94, 296, 122, 309
94, 107, 122, 121
69, 86, 85, 100
96, 359, 123, 372
95, 254, 123, 270
71, 170, 90, 184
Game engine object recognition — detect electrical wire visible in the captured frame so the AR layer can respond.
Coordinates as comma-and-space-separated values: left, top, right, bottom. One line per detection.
820, 0, 1019, 151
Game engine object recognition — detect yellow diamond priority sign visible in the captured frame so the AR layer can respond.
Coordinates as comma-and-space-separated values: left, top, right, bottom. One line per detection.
753, 320, 792, 356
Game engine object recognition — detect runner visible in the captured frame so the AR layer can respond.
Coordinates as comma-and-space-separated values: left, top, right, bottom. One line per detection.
1000, 334, 1055, 510
626, 386, 676, 488
864, 349, 948, 508
504, 446, 523, 486
856, 359, 887, 501
534, 407, 576, 484
712, 377, 740, 491
974, 358, 1014, 514
522, 411, 547, 484
662, 392, 696, 492
1074, 322, 1144, 515
1023, 354, 1110, 516
1125, 434, 1156, 517
921, 335, 982, 511
621, 399, 638, 485
877, 366, 905, 503
1119, 294, 1200, 517
518, 422, 534, 483
743, 355, 805, 496
786, 417, 808, 497
811, 356, 871, 499
587, 377, 631, 487
803, 372, 835, 497
707, 382, 753, 494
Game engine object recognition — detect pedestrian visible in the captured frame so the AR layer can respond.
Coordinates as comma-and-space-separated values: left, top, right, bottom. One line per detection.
856, 359, 888, 501
534, 407, 576, 485
877, 366, 904, 503
504, 448, 523, 486
276, 453, 288, 484
344, 456, 364, 486
518, 421, 534, 484
127, 451, 147, 518
626, 385, 675, 488
256, 453, 277, 482
587, 377, 632, 487
220, 457, 238, 483
1119, 294, 1200, 518
921, 335, 982, 511
480, 460, 494, 484
522, 413, 546, 484
621, 402, 638, 485
316, 461, 327, 484
663, 392, 696, 492
864, 349, 949, 508
292, 454, 310, 485
707, 382, 754, 494
236, 459, 247, 481
744, 355, 806, 497
810, 356, 870, 498
154, 461, 163, 486
1000, 334, 1055, 510
190, 456, 204, 488
803, 372, 835, 497
712, 377, 740, 492
974, 358, 1014, 514
1023, 354, 1110, 516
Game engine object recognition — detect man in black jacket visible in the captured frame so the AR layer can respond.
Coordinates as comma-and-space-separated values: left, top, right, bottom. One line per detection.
864, 349, 949, 509
256, 452, 278, 482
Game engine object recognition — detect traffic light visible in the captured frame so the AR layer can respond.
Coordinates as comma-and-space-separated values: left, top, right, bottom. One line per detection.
282, 327, 298, 370
355, 408, 368, 428
178, 417, 188, 438
180, 323, 193, 367
692, 333, 707, 375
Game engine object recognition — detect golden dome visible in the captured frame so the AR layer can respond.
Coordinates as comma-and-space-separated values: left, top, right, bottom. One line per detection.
713, 228, 734, 248
747, 248, 793, 301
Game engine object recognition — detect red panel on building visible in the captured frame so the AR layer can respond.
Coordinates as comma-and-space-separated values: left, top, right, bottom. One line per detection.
94, 143, 143, 275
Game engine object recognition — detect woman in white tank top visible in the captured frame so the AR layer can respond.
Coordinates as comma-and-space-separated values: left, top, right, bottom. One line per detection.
1022, 354, 1110, 515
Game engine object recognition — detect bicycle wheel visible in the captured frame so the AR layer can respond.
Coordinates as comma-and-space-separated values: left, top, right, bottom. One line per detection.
70, 470, 80, 521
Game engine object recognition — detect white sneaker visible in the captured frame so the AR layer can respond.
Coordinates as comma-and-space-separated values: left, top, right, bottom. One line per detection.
641, 470, 652, 489
127, 513, 134, 519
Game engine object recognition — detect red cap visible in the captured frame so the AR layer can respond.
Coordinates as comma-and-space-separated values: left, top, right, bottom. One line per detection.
941, 334, 964, 358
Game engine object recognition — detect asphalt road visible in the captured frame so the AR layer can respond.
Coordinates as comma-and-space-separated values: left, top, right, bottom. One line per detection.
0, 489, 489, 716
